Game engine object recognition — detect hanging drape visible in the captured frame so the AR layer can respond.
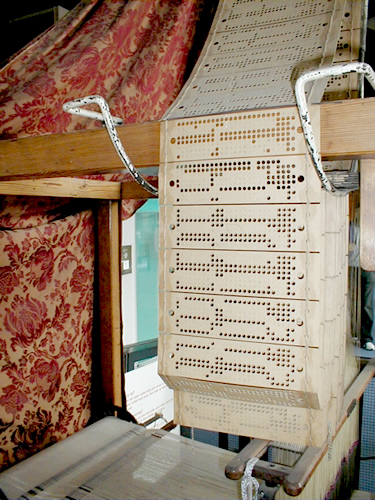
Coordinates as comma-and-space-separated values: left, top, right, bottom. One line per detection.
0, 0, 205, 471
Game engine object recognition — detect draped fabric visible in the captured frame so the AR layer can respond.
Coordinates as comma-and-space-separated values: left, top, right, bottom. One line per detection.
0, 0, 201, 138
0, 0, 203, 471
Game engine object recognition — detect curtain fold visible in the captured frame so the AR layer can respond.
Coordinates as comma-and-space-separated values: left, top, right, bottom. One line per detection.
0, 0, 203, 471
0, 0, 202, 139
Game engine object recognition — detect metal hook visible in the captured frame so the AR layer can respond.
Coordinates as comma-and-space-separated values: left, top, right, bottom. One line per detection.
295, 62, 375, 196
63, 95, 158, 196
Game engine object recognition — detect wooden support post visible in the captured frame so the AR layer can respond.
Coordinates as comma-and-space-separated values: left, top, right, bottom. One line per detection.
96, 200, 123, 409
360, 159, 375, 271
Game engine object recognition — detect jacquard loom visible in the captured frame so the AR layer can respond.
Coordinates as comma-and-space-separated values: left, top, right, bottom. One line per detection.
1, 0, 375, 499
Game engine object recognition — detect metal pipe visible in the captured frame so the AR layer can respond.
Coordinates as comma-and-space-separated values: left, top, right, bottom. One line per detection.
295, 62, 375, 195
63, 95, 158, 196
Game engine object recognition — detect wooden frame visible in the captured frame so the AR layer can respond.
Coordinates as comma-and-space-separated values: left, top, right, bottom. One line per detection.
0, 98, 375, 184
0, 97, 374, 415
1, 98, 375, 186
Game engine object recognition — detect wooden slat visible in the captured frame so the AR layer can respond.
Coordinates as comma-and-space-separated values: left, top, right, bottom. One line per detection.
0, 120, 160, 180
360, 160, 375, 271
96, 200, 123, 408
320, 97, 375, 160
121, 179, 158, 199
1, 98, 375, 182
0, 177, 121, 199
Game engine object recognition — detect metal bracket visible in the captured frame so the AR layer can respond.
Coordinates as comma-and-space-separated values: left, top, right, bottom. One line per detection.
258, 482, 281, 500
63, 95, 158, 196
295, 62, 375, 196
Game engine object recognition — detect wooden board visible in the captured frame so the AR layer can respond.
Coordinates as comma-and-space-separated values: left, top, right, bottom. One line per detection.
360, 160, 375, 271
0, 120, 160, 180
96, 201, 123, 408
0, 177, 121, 199
1, 99, 375, 182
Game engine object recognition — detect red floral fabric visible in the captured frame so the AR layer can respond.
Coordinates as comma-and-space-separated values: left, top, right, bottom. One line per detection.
0, 0, 202, 138
0, 211, 94, 471
0, 0, 203, 472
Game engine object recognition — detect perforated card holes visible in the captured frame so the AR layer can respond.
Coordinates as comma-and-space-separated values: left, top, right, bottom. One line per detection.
164, 107, 318, 162
334, 29, 360, 62
168, 377, 318, 408
164, 249, 320, 300
174, 391, 329, 447
161, 156, 321, 205
212, 15, 331, 53
161, 334, 323, 398
170, 87, 305, 117
163, 204, 321, 252
164, 0, 345, 119
340, 1, 362, 31
219, 1, 337, 31
185, 71, 297, 102
161, 292, 321, 347
202, 42, 325, 75
322, 72, 359, 101
188, 65, 316, 98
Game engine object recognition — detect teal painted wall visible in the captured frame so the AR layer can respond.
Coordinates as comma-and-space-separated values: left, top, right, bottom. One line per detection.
135, 199, 159, 342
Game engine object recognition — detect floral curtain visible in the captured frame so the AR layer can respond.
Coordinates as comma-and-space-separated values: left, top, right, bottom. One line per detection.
0, 0, 205, 471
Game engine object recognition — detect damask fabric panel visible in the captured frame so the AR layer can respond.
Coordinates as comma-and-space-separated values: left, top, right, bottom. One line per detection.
0, 0, 205, 221
0, 210, 94, 472
0, 0, 204, 138
0, 0, 204, 471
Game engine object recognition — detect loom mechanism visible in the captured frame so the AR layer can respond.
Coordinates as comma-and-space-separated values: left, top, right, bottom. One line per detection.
1, 0, 375, 499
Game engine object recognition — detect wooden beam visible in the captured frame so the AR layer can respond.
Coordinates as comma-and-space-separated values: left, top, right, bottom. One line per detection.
0, 177, 121, 199
96, 200, 123, 409
0, 120, 160, 180
320, 97, 375, 160
1, 98, 375, 181
121, 179, 158, 199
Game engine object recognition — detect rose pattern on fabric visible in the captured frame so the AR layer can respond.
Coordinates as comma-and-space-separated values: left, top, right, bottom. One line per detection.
5, 295, 48, 350
0, 0, 201, 139
28, 246, 55, 291
30, 360, 61, 403
0, 266, 19, 296
0, 0, 203, 473
0, 385, 28, 416
0, 212, 94, 471
11, 409, 57, 463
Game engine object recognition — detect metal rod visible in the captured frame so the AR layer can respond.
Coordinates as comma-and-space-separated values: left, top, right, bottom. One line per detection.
63, 95, 158, 196
295, 62, 375, 196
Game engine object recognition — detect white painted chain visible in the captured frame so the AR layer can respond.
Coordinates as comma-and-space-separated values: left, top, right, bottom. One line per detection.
295, 62, 375, 196
63, 95, 158, 196
241, 457, 260, 500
